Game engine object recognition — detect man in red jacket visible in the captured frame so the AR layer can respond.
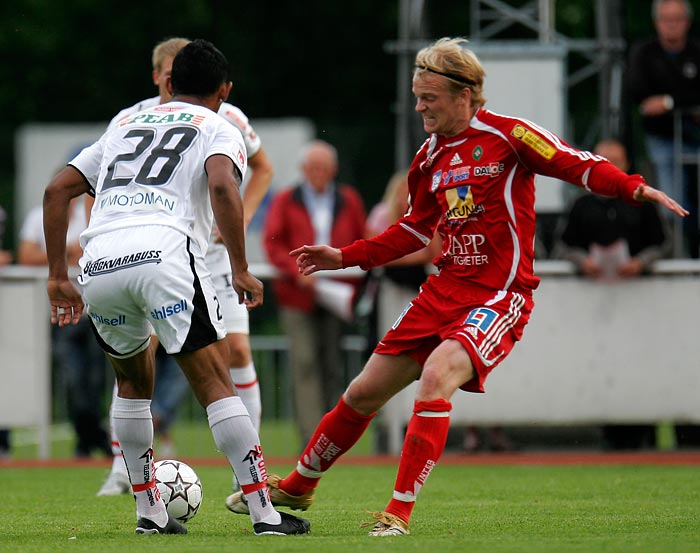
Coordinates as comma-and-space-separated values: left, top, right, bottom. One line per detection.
230, 37, 687, 536
262, 140, 366, 446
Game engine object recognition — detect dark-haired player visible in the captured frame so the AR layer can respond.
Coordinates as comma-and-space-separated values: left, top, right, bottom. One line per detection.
44, 39, 308, 537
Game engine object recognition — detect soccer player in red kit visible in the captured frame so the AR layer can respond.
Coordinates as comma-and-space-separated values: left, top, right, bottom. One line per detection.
226, 37, 688, 536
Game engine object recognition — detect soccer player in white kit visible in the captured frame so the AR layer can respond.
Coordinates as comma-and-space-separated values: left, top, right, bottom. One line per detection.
44, 39, 309, 536
94, 38, 270, 497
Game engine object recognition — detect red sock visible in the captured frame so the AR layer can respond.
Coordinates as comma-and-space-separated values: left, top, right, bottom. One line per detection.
386, 399, 451, 524
281, 396, 375, 496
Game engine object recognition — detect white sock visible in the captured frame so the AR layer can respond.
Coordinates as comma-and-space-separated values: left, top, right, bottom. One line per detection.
207, 396, 280, 526
111, 450, 127, 474
229, 363, 262, 433
112, 396, 167, 526
108, 383, 127, 473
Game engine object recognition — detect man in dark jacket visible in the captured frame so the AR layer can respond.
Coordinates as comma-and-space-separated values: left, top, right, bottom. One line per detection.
627, 0, 700, 256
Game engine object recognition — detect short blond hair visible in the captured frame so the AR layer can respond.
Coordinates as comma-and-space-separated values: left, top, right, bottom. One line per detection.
152, 37, 191, 72
414, 37, 486, 108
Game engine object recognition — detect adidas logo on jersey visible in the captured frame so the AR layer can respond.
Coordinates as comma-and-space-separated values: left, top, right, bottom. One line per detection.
449, 153, 463, 166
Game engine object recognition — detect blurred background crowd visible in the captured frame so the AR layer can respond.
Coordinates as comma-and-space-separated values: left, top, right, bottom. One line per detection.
2, 0, 700, 459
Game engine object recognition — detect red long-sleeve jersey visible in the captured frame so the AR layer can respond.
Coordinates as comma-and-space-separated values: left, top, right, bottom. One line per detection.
342, 108, 642, 293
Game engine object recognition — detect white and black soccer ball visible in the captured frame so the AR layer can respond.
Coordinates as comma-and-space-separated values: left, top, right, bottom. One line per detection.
154, 459, 203, 523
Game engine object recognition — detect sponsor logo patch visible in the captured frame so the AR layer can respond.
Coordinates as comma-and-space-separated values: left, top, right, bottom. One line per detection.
441, 167, 471, 185
464, 307, 498, 333
446, 234, 488, 266
83, 250, 162, 276
511, 125, 526, 139
150, 299, 188, 320
123, 112, 199, 126
445, 186, 484, 221
90, 312, 126, 326
139, 447, 155, 484
473, 162, 505, 177
312, 433, 342, 462
449, 152, 463, 166
431, 170, 442, 192
243, 445, 263, 465
452, 166, 470, 182
511, 124, 556, 159
98, 191, 176, 212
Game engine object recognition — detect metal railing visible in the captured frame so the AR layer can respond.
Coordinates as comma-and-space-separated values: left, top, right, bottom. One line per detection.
671, 106, 700, 257
177, 334, 368, 422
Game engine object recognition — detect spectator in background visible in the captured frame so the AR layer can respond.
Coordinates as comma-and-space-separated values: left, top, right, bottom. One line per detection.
0, 205, 11, 267
94, 37, 273, 497
18, 197, 111, 458
553, 138, 670, 450
0, 205, 11, 458
554, 139, 671, 280
628, 0, 700, 257
0, 429, 9, 459
262, 140, 366, 447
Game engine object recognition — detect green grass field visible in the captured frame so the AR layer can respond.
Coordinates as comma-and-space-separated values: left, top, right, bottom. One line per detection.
3, 461, 699, 552
4, 420, 700, 551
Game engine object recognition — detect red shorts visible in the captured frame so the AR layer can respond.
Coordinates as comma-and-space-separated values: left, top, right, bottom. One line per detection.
374, 273, 534, 393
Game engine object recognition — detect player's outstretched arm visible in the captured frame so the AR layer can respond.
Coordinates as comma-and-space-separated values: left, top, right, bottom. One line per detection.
289, 244, 343, 276
633, 184, 689, 218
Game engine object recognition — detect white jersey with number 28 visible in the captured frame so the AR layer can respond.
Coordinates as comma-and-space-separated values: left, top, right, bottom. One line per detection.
72, 101, 247, 255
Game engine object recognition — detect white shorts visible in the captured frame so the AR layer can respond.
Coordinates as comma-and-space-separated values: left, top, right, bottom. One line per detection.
78, 226, 226, 357
211, 272, 250, 334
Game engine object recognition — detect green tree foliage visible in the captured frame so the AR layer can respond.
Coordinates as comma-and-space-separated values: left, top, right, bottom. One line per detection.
0, 1, 403, 248
1, 0, 698, 251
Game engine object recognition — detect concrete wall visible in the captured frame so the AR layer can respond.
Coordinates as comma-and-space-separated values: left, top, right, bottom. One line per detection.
3, 261, 699, 457
14, 118, 315, 264
378, 260, 700, 453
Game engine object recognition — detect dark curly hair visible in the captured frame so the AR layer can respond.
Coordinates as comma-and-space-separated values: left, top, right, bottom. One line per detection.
171, 39, 229, 97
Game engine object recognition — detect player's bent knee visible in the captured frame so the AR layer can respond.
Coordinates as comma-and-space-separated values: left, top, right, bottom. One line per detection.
225, 334, 251, 367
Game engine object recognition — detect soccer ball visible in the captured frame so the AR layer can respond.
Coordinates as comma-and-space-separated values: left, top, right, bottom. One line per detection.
154, 459, 203, 523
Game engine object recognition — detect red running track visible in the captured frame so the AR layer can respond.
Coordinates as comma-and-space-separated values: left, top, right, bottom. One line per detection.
3, 450, 700, 469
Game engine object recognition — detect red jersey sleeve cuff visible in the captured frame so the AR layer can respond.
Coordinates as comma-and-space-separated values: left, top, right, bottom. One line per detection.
589, 162, 643, 205
340, 240, 370, 269
619, 174, 645, 205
